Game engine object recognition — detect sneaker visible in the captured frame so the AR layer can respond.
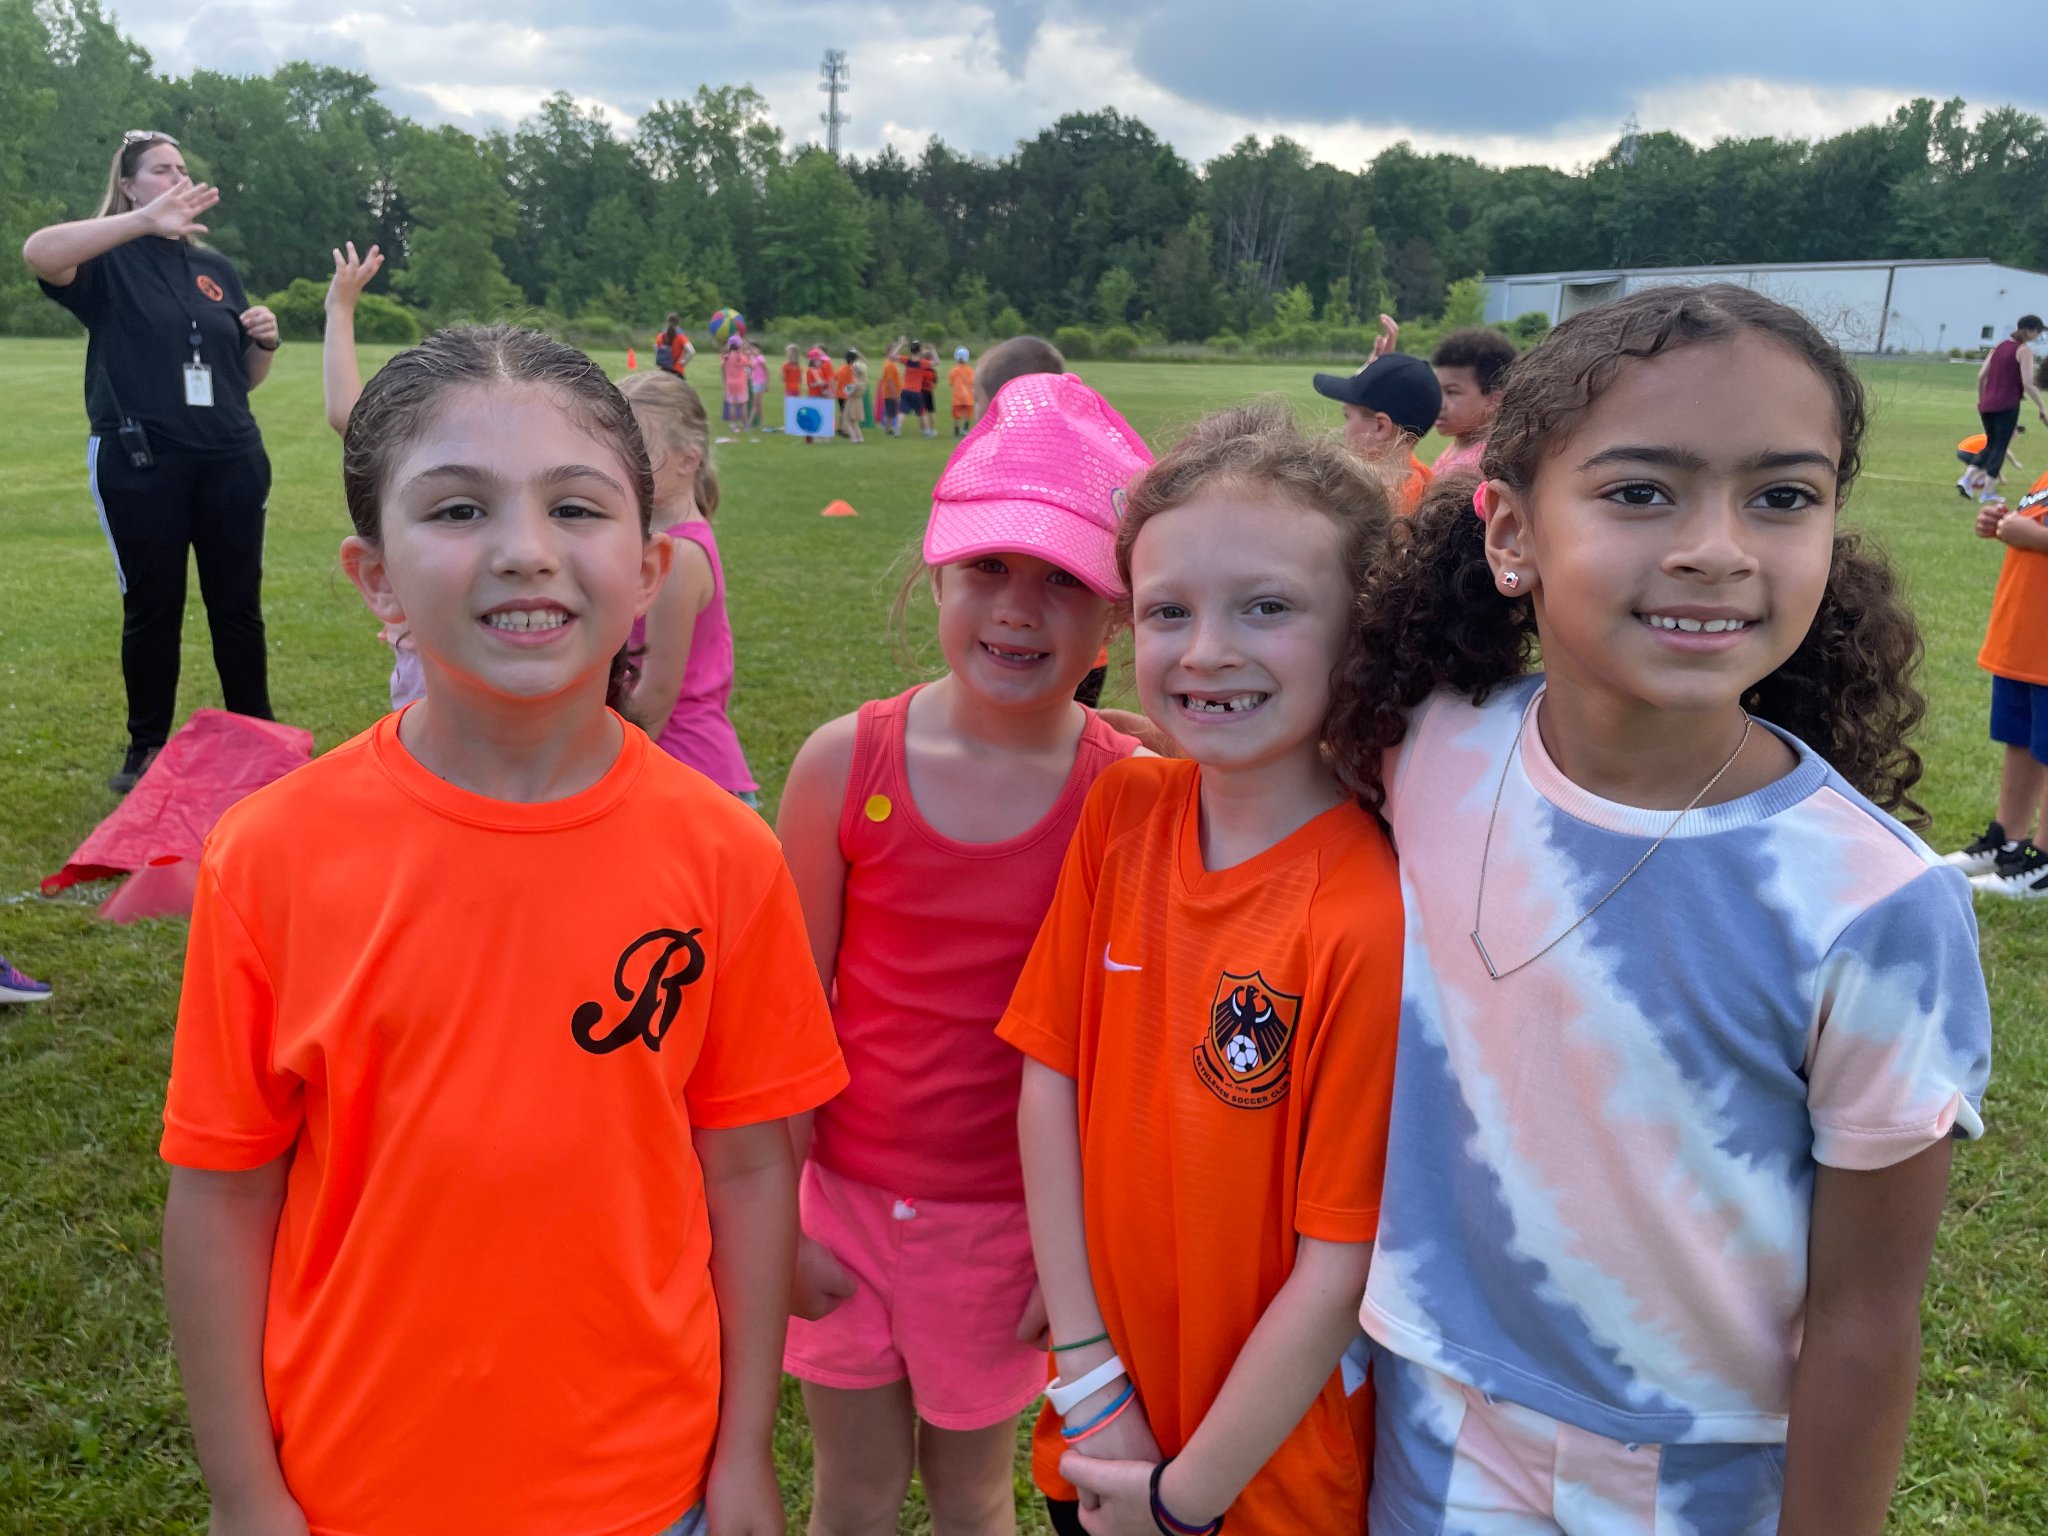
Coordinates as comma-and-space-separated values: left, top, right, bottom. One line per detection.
1971, 839, 2048, 898
0, 956, 52, 1004
108, 743, 160, 795
1945, 820, 2014, 877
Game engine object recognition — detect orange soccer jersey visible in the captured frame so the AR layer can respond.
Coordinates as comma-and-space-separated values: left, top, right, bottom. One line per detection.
783, 360, 804, 398
949, 362, 974, 417
161, 715, 846, 1536
997, 757, 1402, 1534
835, 361, 856, 400
879, 359, 903, 400
1980, 470, 2048, 684
806, 362, 833, 398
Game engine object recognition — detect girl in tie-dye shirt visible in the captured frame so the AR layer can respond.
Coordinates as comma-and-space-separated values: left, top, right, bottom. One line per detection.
1329, 284, 1991, 1536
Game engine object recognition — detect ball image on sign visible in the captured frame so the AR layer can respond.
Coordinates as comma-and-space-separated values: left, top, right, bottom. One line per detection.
708, 308, 745, 342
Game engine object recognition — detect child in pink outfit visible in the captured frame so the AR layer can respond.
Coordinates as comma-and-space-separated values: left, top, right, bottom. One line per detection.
774, 375, 1151, 1532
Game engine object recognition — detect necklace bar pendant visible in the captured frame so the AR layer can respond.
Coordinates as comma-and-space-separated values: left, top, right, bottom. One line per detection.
1470, 930, 1500, 980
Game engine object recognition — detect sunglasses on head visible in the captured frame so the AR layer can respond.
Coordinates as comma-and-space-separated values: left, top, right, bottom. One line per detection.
122, 130, 179, 147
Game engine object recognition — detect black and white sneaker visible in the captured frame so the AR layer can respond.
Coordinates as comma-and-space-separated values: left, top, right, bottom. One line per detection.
1971, 839, 2048, 899
1945, 820, 2015, 878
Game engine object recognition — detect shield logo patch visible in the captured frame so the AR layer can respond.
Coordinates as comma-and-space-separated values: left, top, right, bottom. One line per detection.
1193, 970, 1300, 1110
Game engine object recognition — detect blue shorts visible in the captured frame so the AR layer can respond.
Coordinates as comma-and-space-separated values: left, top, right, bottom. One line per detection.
1367, 1347, 1784, 1536
652, 1504, 705, 1536
1990, 674, 2048, 765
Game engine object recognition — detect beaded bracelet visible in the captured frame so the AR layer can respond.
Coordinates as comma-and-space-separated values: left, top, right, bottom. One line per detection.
1051, 1330, 1110, 1352
1148, 1457, 1223, 1536
1059, 1381, 1135, 1442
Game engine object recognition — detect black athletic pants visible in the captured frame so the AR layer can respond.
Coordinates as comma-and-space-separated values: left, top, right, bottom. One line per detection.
1975, 406, 2022, 479
88, 436, 273, 751
1044, 1498, 1086, 1536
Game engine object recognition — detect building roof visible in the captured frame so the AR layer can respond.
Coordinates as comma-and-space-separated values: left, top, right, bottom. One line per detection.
1485, 257, 2048, 283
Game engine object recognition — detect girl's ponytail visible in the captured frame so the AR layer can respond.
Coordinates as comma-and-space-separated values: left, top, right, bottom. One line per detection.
1746, 528, 1928, 826
1328, 471, 1536, 815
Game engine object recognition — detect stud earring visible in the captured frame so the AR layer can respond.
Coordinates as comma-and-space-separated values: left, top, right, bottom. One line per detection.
1502, 571, 1521, 592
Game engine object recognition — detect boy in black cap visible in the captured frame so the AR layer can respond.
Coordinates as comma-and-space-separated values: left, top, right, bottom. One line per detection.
1313, 352, 1443, 515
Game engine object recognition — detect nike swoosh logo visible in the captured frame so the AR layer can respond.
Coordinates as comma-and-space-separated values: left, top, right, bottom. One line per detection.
1102, 945, 1142, 973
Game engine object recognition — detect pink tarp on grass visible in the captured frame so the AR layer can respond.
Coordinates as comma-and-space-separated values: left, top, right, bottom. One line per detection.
43, 709, 314, 918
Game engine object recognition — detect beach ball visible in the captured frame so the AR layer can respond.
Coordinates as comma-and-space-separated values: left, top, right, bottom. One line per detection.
708, 308, 745, 342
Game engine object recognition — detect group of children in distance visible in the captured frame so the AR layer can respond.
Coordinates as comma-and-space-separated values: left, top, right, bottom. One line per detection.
778, 337, 976, 443
159, 281, 1991, 1536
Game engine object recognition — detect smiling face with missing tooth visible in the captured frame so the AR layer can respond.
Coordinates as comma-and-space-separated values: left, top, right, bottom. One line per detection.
1129, 485, 1354, 777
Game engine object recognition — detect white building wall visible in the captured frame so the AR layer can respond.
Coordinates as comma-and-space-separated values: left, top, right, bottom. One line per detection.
1481, 262, 2048, 352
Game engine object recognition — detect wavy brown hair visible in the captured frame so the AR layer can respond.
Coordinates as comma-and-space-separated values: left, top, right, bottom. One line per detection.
341, 323, 656, 709
1329, 284, 1930, 826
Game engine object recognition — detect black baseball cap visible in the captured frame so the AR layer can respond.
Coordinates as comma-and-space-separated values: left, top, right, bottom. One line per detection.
1312, 354, 1443, 438
2021, 315, 2045, 332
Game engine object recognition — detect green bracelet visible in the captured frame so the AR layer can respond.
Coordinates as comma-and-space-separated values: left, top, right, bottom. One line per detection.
1051, 1330, 1110, 1352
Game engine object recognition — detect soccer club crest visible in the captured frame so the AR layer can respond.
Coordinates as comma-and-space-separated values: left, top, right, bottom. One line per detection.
1193, 971, 1300, 1110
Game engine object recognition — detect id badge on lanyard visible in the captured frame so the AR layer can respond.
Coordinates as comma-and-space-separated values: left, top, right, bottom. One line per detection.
183, 323, 213, 409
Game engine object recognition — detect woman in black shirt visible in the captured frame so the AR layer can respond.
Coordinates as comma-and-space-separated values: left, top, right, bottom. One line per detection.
23, 131, 281, 791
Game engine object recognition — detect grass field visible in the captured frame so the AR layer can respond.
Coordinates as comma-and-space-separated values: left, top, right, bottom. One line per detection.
0, 337, 2042, 1534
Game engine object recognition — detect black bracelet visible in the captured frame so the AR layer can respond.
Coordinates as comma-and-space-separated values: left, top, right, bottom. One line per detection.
1148, 1457, 1223, 1535
252, 336, 280, 352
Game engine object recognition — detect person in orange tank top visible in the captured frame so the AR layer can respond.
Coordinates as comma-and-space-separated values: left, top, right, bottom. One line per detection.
158, 326, 844, 1536
776, 374, 1152, 1535
1949, 467, 2048, 896
1000, 403, 1402, 1536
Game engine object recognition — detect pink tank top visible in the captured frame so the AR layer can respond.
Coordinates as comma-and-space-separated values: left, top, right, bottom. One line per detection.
629, 520, 756, 793
811, 687, 1139, 1201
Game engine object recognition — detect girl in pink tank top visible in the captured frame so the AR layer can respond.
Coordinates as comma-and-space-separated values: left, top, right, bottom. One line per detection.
775, 374, 1151, 1531
617, 371, 758, 802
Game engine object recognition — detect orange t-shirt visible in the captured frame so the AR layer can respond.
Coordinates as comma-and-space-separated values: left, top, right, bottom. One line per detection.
835, 362, 856, 400
1980, 471, 2048, 684
806, 363, 833, 398
1398, 453, 1432, 516
997, 758, 1402, 1534
161, 714, 846, 1536
949, 362, 974, 411
783, 360, 804, 398
879, 359, 903, 400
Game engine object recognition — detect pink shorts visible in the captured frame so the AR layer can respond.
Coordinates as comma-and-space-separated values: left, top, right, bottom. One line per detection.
783, 1160, 1045, 1431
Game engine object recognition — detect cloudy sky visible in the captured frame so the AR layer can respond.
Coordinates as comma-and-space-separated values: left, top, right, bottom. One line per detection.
116, 0, 2048, 171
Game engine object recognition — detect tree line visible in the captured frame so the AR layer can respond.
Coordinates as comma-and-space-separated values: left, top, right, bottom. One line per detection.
7, 0, 2048, 348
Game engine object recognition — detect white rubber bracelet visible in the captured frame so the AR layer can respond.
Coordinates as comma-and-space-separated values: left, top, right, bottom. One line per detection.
1046, 1353, 1128, 1416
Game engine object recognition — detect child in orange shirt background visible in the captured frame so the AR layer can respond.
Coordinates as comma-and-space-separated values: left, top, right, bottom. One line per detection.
159, 325, 845, 1536
1950, 466, 2048, 897
878, 346, 904, 438
948, 346, 975, 436
1000, 403, 1403, 1535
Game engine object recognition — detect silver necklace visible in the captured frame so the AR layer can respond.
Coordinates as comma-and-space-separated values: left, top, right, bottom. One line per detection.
1469, 694, 1753, 981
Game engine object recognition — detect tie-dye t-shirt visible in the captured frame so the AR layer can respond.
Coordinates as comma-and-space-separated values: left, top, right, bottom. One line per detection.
1361, 677, 1990, 1446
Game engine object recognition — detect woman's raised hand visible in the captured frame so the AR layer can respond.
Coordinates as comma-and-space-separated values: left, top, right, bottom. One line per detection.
326, 241, 384, 310
138, 175, 218, 239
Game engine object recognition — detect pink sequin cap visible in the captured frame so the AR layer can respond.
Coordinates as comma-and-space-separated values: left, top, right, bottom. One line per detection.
924, 372, 1153, 599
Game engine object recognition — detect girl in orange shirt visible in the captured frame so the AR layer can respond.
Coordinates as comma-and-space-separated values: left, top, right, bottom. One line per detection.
1000, 404, 1402, 1535
160, 325, 843, 1536
776, 373, 1149, 1535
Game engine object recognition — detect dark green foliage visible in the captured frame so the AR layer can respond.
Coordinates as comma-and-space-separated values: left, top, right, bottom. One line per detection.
8, 0, 2048, 347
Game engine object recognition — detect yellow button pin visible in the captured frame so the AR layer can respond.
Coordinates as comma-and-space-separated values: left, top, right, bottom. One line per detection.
864, 794, 892, 823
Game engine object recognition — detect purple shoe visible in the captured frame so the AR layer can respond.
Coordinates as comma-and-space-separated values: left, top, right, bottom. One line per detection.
0, 956, 52, 1004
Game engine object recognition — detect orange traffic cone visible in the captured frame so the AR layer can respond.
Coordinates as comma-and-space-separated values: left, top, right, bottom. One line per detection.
626, 346, 637, 370
821, 500, 858, 517
98, 854, 200, 924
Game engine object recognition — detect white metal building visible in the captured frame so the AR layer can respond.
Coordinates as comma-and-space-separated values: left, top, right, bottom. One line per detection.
1481, 259, 2048, 354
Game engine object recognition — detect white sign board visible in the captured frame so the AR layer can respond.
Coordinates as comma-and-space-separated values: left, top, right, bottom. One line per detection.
784, 395, 833, 440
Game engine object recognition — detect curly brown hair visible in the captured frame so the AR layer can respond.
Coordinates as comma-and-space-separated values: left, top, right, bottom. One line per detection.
1115, 399, 1391, 613
1329, 284, 1931, 825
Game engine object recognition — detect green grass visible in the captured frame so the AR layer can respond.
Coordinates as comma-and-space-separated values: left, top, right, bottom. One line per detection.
0, 340, 2041, 1532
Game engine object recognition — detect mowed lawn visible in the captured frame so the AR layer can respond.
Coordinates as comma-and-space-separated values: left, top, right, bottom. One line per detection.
0, 337, 2042, 1533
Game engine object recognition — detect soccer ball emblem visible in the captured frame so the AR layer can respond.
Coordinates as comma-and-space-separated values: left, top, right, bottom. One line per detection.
1225, 1033, 1261, 1072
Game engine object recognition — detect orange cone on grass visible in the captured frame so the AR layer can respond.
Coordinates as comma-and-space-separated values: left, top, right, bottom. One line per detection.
821, 500, 858, 517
